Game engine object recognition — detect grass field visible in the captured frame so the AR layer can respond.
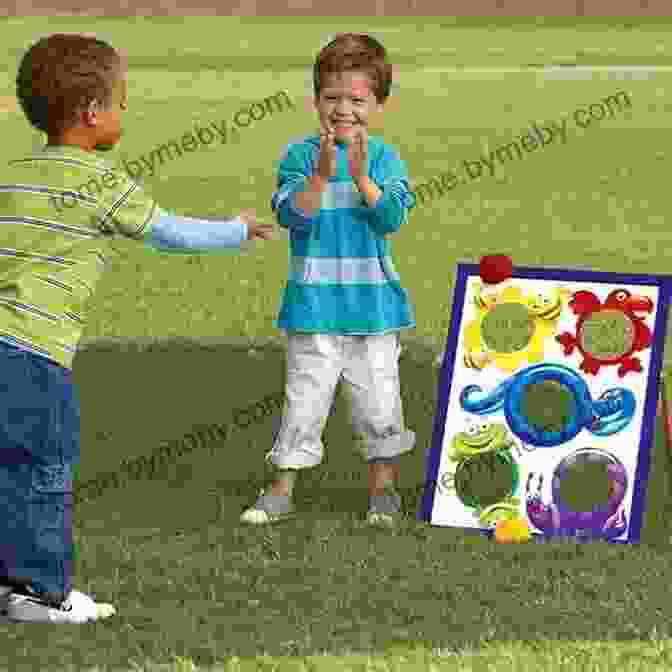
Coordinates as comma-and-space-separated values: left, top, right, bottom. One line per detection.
3, 15, 672, 671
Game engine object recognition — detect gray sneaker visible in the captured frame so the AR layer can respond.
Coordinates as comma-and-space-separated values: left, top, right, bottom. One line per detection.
366, 490, 402, 527
240, 488, 295, 525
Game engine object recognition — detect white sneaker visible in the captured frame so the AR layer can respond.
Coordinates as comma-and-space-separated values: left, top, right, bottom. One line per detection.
4, 586, 116, 624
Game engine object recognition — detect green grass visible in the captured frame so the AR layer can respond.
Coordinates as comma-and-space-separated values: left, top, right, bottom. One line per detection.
3, 16, 672, 671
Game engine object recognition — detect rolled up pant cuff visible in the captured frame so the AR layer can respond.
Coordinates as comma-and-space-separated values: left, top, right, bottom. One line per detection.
360, 429, 416, 462
267, 430, 416, 470
265, 449, 322, 471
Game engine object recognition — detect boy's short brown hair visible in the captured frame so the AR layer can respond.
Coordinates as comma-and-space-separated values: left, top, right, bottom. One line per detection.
16, 33, 123, 137
314, 33, 392, 104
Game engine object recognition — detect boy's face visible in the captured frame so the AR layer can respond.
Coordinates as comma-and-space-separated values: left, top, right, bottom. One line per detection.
90, 70, 127, 151
314, 71, 383, 143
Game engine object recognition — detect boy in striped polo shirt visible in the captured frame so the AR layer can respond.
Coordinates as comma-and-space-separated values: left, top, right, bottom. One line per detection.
0, 33, 273, 623
241, 33, 417, 526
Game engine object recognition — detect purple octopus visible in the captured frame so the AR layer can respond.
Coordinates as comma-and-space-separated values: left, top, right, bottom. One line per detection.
526, 448, 628, 541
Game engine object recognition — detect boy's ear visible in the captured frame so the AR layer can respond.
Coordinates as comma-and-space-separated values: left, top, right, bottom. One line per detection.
78, 99, 103, 128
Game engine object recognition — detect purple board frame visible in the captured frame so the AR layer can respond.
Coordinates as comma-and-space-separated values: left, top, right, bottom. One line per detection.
418, 263, 672, 545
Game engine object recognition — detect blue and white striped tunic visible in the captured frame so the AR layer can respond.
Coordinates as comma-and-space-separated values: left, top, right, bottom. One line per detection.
272, 134, 416, 334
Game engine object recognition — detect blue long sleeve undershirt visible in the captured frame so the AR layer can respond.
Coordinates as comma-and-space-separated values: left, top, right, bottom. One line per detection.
144, 209, 248, 253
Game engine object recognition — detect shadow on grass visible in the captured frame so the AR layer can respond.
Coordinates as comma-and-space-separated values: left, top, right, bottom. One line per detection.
3, 339, 672, 669
70, 337, 439, 513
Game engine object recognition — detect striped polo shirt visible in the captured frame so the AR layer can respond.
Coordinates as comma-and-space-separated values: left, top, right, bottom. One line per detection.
0, 144, 161, 370
272, 134, 416, 334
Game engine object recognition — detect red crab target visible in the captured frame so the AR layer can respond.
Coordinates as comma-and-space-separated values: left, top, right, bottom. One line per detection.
556, 289, 654, 377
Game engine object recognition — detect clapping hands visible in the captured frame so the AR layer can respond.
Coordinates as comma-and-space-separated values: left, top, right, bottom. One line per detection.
346, 127, 368, 186
317, 124, 338, 181
317, 122, 369, 186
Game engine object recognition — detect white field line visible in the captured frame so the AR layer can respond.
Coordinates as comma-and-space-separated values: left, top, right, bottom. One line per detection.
421, 65, 672, 72
417, 65, 672, 80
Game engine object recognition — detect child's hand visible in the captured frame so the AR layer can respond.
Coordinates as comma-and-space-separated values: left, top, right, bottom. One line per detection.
347, 128, 368, 186
238, 210, 274, 240
317, 124, 337, 181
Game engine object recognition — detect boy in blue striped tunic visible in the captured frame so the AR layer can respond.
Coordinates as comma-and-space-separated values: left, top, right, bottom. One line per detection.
0, 33, 273, 624
241, 33, 416, 527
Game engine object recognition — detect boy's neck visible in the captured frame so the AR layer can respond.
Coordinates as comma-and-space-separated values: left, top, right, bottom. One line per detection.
46, 130, 98, 152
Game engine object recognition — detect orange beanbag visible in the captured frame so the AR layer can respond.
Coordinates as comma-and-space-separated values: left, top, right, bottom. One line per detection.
494, 517, 531, 543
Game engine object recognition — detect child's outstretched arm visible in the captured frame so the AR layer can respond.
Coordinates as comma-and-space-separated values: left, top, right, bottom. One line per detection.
89, 175, 273, 252
144, 208, 273, 253
362, 147, 416, 236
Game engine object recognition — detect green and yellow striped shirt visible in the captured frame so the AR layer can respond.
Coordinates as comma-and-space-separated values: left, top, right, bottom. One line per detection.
0, 145, 162, 370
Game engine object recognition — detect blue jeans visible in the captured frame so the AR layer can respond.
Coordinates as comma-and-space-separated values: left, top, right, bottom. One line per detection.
0, 341, 78, 606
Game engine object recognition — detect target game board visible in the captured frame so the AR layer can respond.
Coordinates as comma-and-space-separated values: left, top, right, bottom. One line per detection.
419, 262, 672, 544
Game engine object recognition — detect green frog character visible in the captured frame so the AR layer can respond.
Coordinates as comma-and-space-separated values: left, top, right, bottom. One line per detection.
445, 421, 523, 527
448, 421, 521, 462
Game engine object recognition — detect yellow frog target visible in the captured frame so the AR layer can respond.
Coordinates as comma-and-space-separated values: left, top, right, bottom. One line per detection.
463, 284, 569, 373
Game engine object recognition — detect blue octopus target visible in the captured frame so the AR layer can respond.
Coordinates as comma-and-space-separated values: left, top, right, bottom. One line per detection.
459, 363, 636, 449
420, 262, 672, 545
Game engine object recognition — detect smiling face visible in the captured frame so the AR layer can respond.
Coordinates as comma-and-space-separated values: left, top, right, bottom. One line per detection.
604, 289, 654, 316
314, 70, 383, 142
463, 421, 498, 448
528, 289, 563, 320
449, 421, 510, 461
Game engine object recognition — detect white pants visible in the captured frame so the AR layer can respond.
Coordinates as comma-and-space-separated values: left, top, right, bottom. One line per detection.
266, 332, 416, 469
